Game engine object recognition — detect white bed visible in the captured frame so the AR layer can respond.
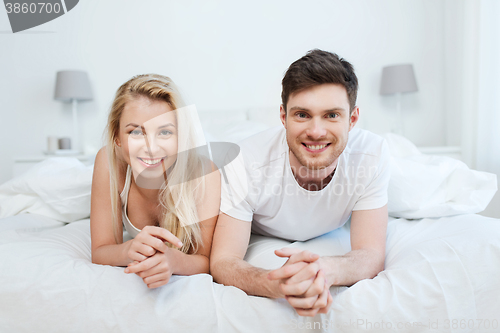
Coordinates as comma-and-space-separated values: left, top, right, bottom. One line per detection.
0, 121, 499, 332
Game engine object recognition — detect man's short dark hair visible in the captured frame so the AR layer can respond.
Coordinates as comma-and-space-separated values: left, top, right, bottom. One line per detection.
281, 49, 358, 113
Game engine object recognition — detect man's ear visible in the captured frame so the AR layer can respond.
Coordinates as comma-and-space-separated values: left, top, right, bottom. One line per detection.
349, 107, 360, 131
280, 104, 287, 128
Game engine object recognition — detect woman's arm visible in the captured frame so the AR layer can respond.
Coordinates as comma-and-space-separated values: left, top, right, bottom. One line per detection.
125, 166, 221, 286
90, 147, 132, 266
91, 147, 181, 267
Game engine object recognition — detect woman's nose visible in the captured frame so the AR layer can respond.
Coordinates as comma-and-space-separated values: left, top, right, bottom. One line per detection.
144, 134, 160, 155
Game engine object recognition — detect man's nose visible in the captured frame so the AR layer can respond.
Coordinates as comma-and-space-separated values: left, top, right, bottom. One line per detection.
306, 118, 327, 139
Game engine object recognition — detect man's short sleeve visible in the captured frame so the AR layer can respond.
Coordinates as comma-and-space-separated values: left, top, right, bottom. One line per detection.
352, 140, 391, 211
219, 150, 254, 222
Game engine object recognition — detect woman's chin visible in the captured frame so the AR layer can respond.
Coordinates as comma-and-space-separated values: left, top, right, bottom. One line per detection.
132, 168, 168, 189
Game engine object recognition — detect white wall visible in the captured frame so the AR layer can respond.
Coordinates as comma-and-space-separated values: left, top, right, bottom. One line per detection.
0, 0, 450, 185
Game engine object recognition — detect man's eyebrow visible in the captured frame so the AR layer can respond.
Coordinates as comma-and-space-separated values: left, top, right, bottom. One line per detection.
288, 106, 346, 113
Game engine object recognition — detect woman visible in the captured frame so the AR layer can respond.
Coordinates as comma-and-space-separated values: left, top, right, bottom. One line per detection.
90, 74, 220, 289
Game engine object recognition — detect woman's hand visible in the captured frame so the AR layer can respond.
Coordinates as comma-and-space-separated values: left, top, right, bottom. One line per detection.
126, 225, 183, 263
125, 249, 178, 288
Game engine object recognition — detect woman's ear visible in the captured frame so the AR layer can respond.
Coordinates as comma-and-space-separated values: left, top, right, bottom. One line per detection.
115, 139, 121, 147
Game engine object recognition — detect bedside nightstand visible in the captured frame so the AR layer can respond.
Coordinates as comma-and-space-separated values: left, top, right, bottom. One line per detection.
13, 155, 95, 178
417, 146, 462, 161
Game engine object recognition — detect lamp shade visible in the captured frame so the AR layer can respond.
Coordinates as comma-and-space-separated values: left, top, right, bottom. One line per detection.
380, 64, 418, 95
54, 70, 93, 101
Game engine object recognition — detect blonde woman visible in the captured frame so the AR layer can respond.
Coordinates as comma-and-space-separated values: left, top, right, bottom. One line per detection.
90, 74, 220, 288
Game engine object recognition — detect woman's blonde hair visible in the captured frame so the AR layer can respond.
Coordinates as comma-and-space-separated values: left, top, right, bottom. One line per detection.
105, 74, 205, 254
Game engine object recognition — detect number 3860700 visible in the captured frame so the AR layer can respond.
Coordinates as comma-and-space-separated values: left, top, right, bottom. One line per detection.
5, 3, 62, 14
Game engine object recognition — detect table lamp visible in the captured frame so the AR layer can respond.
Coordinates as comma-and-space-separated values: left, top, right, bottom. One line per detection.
380, 64, 418, 136
54, 70, 93, 154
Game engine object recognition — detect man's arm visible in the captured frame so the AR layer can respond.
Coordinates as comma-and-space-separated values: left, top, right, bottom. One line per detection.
272, 204, 388, 288
210, 212, 282, 298
322, 204, 388, 286
269, 205, 387, 316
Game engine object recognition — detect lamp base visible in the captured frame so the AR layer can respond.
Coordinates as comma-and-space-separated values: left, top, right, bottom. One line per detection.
43, 149, 82, 156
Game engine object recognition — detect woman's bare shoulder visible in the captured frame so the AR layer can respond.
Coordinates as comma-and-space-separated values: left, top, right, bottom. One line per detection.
93, 146, 127, 191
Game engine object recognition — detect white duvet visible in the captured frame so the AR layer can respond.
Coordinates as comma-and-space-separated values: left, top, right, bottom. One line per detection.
1, 212, 499, 332
1, 132, 499, 332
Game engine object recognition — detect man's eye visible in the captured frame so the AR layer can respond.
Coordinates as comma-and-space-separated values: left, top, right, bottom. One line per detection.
327, 113, 338, 119
297, 112, 308, 118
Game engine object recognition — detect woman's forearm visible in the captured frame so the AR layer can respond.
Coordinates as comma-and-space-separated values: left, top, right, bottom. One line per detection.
171, 250, 210, 276
91, 240, 132, 267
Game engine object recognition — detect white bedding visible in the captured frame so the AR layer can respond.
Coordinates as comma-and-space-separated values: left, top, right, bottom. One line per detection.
1, 213, 499, 332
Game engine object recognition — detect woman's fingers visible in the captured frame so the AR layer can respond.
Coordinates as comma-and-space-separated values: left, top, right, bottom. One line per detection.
129, 241, 156, 258
145, 276, 170, 289
142, 226, 183, 249
125, 252, 162, 274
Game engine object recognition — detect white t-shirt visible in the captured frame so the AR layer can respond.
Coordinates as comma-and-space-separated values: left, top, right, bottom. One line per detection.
220, 126, 390, 241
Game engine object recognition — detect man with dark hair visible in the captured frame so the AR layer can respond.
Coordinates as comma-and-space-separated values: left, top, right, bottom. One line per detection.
210, 49, 390, 316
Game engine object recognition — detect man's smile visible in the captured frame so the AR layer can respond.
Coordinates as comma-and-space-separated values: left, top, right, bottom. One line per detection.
301, 142, 331, 153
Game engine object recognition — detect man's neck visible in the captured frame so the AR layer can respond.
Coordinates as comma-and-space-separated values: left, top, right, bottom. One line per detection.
289, 151, 338, 191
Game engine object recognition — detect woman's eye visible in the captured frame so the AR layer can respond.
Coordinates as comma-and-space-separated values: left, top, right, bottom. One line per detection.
159, 130, 172, 136
130, 129, 143, 136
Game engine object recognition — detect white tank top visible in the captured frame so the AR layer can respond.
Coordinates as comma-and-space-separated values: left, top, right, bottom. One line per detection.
120, 165, 141, 238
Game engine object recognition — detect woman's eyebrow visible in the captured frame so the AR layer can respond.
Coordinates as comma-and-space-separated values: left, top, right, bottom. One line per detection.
158, 123, 175, 128
125, 123, 175, 128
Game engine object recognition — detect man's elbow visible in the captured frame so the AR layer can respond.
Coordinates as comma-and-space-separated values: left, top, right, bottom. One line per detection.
367, 251, 385, 279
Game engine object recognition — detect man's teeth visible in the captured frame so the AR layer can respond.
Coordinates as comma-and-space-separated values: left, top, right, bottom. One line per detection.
141, 158, 162, 165
306, 144, 327, 150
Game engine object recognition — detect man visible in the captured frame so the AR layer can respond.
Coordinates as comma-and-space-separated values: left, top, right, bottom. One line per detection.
210, 49, 390, 317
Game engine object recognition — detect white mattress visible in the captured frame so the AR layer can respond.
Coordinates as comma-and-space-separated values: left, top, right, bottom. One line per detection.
1, 213, 499, 332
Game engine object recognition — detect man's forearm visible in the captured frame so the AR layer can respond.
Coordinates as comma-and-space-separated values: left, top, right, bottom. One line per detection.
322, 249, 385, 287
211, 257, 282, 298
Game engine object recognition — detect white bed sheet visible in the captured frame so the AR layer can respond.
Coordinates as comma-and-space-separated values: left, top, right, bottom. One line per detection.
1, 213, 499, 332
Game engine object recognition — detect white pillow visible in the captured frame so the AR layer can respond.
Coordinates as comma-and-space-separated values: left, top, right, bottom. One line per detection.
0, 158, 93, 222
384, 133, 498, 218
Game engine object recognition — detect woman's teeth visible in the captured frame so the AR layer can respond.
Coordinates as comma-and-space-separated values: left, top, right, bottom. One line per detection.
306, 144, 327, 150
140, 158, 163, 165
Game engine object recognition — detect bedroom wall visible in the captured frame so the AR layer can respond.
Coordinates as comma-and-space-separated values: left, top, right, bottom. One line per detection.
0, 0, 450, 185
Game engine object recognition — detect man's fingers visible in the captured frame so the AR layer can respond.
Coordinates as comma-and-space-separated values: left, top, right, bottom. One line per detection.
274, 247, 302, 258
311, 280, 329, 309
142, 226, 183, 249
268, 261, 308, 280
285, 294, 319, 310
316, 292, 333, 314
279, 276, 315, 296
287, 262, 321, 285
296, 308, 320, 317
276, 249, 320, 266
300, 268, 325, 297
